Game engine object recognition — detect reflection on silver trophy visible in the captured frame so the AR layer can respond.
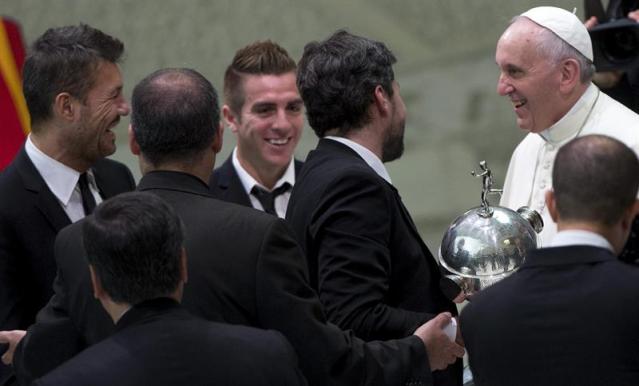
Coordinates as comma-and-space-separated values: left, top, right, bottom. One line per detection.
438, 161, 544, 300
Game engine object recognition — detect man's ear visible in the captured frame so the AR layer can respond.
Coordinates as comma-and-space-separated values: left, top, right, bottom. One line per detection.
545, 189, 559, 223
179, 248, 188, 284
621, 200, 639, 232
212, 122, 224, 154
53, 92, 78, 122
128, 125, 141, 155
222, 105, 240, 134
89, 265, 104, 300
372, 85, 391, 117
558, 58, 581, 94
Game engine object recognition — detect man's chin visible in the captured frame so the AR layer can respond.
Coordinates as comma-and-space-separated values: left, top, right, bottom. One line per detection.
516, 119, 533, 132
99, 144, 117, 158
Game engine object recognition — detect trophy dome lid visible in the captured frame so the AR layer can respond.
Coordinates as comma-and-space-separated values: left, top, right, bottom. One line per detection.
439, 205, 540, 279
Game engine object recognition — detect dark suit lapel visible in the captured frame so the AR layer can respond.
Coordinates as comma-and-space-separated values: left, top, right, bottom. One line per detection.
319, 139, 424, 238
211, 157, 253, 207
92, 164, 114, 199
293, 159, 304, 177
15, 148, 71, 232
91, 158, 135, 200
391, 186, 421, 240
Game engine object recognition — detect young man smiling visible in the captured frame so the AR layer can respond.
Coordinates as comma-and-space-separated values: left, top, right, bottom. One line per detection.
209, 41, 304, 218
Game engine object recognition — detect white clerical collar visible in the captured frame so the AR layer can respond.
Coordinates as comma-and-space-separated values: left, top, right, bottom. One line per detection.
25, 135, 85, 206
325, 136, 392, 184
550, 229, 614, 252
231, 147, 295, 193
539, 83, 599, 144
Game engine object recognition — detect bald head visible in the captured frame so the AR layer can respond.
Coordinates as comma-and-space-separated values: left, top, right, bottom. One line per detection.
131, 68, 219, 166
553, 135, 639, 226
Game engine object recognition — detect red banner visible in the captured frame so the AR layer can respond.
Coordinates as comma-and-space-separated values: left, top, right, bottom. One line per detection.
0, 17, 29, 170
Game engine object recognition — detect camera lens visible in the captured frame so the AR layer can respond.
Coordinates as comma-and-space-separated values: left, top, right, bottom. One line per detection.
601, 27, 639, 63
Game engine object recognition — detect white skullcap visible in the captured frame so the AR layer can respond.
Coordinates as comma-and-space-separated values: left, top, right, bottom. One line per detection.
521, 6, 593, 61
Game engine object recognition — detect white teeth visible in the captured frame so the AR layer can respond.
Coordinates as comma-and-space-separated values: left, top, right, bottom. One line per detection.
268, 138, 289, 145
513, 99, 527, 108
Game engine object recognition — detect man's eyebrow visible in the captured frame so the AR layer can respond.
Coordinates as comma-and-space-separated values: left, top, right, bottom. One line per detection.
110, 85, 123, 96
251, 101, 276, 110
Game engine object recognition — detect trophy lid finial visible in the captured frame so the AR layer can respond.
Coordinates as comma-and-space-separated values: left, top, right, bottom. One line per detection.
471, 160, 503, 217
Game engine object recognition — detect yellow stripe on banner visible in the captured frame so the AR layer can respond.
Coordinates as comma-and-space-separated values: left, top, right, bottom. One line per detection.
0, 21, 30, 135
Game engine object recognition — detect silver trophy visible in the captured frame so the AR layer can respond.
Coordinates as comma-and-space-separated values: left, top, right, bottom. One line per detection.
438, 161, 543, 300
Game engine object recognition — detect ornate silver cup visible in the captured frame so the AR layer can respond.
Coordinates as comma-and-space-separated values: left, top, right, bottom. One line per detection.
438, 161, 543, 300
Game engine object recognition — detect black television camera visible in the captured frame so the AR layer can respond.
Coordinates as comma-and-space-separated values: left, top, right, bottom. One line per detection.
586, 0, 639, 71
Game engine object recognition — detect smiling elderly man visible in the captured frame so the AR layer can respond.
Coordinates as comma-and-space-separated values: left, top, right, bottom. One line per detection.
496, 6, 639, 249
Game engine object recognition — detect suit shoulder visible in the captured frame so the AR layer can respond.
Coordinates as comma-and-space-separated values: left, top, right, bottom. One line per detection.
0, 160, 38, 216
211, 161, 227, 180
0, 162, 25, 200
302, 154, 383, 186
205, 197, 284, 231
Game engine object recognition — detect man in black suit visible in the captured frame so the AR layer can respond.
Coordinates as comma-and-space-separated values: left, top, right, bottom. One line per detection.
33, 192, 306, 386
210, 40, 303, 218
11, 68, 463, 386
0, 24, 134, 383
460, 135, 639, 386
287, 30, 463, 386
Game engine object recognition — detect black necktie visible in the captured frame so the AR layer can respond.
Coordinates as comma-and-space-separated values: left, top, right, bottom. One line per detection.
251, 182, 291, 216
78, 172, 97, 215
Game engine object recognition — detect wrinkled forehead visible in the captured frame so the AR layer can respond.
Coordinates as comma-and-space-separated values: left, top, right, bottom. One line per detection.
496, 19, 547, 61
499, 18, 543, 47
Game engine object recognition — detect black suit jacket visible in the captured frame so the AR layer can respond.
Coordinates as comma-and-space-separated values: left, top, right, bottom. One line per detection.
286, 139, 460, 385
32, 298, 306, 386
0, 147, 134, 331
0, 148, 133, 384
15, 171, 432, 386
461, 245, 639, 386
209, 155, 303, 208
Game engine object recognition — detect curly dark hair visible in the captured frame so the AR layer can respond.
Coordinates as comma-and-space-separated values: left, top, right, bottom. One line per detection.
297, 30, 396, 137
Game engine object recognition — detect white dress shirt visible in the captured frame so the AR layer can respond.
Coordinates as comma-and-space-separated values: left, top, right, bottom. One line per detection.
25, 135, 102, 222
325, 136, 392, 184
232, 147, 295, 218
550, 230, 614, 252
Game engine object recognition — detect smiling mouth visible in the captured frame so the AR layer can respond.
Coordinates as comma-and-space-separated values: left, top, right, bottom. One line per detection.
267, 138, 290, 145
512, 98, 527, 109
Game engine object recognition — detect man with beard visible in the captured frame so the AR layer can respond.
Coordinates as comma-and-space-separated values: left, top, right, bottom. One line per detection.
287, 30, 463, 386
0, 24, 134, 383
9, 67, 463, 386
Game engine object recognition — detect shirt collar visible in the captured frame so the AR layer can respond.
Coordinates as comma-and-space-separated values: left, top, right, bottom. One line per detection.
539, 83, 599, 144
325, 136, 392, 184
550, 229, 614, 252
25, 135, 84, 205
231, 147, 296, 193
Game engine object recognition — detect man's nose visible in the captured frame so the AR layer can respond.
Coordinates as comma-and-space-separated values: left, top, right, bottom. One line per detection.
496, 74, 513, 96
273, 109, 293, 130
118, 98, 131, 116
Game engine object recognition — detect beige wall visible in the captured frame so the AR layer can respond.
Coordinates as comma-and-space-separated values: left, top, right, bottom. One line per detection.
3, 0, 580, 246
